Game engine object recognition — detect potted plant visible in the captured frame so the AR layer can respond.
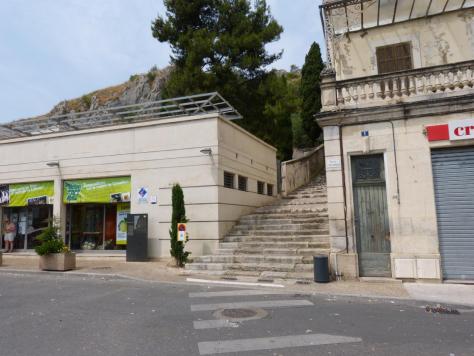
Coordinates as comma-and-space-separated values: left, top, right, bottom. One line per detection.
35, 225, 76, 271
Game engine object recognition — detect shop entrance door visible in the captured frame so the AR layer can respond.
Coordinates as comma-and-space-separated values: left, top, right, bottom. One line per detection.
352, 154, 391, 277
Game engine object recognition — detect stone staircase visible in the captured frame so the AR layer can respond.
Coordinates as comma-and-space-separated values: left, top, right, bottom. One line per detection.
185, 173, 330, 281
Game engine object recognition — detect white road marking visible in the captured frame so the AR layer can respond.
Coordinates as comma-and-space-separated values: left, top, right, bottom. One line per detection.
190, 299, 313, 312
193, 319, 240, 329
186, 278, 284, 288
198, 333, 362, 355
189, 289, 291, 298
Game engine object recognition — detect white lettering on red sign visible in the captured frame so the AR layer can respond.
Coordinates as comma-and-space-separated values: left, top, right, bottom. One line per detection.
448, 119, 474, 141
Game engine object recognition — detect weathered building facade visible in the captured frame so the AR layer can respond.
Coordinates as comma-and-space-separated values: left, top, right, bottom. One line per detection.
317, 0, 474, 281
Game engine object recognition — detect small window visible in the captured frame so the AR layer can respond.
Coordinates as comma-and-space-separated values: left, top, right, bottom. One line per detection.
238, 175, 248, 192
257, 181, 265, 195
376, 42, 413, 74
224, 171, 235, 189
267, 184, 274, 196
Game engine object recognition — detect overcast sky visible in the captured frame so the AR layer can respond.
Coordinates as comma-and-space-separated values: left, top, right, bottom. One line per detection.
0, 0, 325, 122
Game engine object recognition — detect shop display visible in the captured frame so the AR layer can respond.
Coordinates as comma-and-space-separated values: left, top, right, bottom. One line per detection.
63, 177, 131, 204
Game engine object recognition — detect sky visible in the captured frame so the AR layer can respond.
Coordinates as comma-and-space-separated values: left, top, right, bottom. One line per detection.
0, 0, 325, 123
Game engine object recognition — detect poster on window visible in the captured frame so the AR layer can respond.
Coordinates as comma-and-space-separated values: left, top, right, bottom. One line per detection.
0, 185, 9, 205
116, 203, 130, 245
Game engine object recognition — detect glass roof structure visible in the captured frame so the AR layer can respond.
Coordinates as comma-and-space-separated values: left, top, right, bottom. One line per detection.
0, 92, 241, 141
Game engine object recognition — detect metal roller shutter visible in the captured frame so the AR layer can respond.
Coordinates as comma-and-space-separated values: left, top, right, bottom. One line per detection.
432, 147, 474, 280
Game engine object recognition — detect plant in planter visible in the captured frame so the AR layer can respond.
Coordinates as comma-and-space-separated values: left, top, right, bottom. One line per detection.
35, 225, 76, 271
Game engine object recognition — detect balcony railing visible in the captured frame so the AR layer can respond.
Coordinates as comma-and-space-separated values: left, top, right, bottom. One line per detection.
321, 60, 474, 111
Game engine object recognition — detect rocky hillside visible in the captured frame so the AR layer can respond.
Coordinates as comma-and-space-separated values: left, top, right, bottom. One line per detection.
41, 66, 171, 119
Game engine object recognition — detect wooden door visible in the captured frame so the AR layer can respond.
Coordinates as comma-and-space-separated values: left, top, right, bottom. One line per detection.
352, 154, 391, 277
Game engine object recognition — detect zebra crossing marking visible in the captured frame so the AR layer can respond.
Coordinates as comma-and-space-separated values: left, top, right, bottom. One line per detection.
197, 333, 362, 355
189, 289, 292, 298
190, 299, 313, 312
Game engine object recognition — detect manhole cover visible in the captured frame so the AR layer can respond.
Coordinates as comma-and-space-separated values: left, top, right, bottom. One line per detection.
213, 307, 268, 321
221, 308, 257, 318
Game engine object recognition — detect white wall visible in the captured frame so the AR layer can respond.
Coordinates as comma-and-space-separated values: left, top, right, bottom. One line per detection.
0, 114, 277, 258
217, 119, 277, 238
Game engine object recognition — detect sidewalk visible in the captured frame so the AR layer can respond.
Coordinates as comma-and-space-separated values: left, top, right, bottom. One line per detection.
1, 254, 473, 307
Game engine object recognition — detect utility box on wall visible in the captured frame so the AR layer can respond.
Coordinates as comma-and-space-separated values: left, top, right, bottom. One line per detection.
126, 214, 148, 262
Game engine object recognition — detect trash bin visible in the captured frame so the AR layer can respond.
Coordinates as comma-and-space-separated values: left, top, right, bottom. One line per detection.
314, 255, 329, 283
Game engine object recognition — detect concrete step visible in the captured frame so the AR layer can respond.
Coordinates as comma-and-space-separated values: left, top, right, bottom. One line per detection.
186, 262, 314, 273
285, 193, 327, 199
235, 255, 305, 264
230, 229, 329, 236
261, 248, 330, 256
239, 217, 328, 224
277, 198, 328, 205
243, 212, 328, 219
255, 207, 327, 214
218, 242, 239, 249
231, 223, 327, 231
216, 249, 235, 255
224, 235, 330, 243
237, 241, 329, 249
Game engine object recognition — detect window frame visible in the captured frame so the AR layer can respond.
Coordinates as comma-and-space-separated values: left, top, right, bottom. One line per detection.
267, 184, 274, 197
223, 171, 235, 189
237, 175, 248, 192
376, 42, 413, 74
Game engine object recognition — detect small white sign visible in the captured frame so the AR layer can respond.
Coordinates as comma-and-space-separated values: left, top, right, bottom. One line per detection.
448, 119, 474, 141
326, 157, 341, 171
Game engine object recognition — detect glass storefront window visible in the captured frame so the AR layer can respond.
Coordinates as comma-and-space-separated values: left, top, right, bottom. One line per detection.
66, 203, 127, 251
2, 205, 52, 250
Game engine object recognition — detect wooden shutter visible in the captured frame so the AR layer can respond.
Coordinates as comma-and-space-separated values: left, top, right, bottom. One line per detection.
376, 42, 413, 74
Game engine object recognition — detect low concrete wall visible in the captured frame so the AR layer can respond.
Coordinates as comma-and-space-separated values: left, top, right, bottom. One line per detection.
281, 145, 325, 196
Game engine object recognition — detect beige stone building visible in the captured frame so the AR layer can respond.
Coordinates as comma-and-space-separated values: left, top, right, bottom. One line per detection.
317, 0, 474, 281
0, 94, 277, 258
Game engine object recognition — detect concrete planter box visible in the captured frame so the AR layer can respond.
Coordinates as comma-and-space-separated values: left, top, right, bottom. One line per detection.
39, 253, 76, 271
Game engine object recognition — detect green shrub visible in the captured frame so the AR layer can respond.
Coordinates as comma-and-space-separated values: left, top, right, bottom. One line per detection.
81, 94, 92, 108
129, 74, 139, 82
146, 70, 157, 83
34, 225, 68, 256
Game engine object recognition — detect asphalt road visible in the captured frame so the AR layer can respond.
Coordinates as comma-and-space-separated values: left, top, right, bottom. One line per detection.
0, 272, 473, 356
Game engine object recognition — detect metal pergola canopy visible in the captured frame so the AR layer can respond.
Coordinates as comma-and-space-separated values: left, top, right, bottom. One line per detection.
0, 92, 242, 141
320, 0, 474, 36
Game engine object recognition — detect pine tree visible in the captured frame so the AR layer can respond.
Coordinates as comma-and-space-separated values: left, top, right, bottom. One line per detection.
301, 42, 325, 146
152, 0, 296, 160
169, 184, 190, 267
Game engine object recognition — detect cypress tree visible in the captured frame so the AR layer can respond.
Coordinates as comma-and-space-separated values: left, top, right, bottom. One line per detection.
169, 184, 190, 267
301, 42, 325, 146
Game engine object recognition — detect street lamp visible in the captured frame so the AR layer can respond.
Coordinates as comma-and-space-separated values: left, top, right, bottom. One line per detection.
46, 161, 60, 167
199, 148, 212, 156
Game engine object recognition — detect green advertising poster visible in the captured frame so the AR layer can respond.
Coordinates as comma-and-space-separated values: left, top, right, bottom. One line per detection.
8, 181, 54, 207
63, 177, 131, 204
